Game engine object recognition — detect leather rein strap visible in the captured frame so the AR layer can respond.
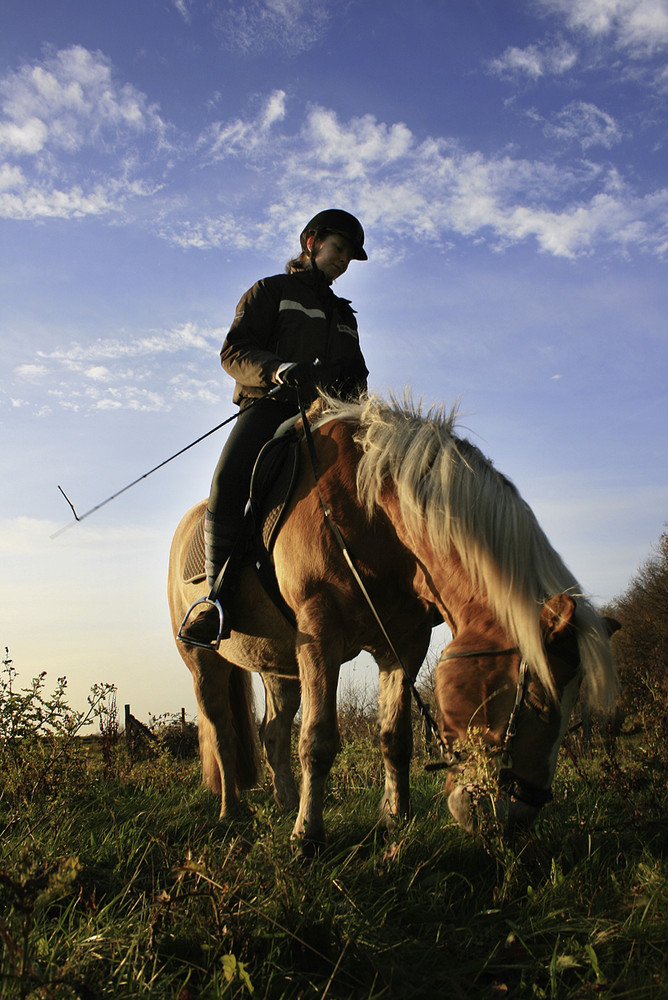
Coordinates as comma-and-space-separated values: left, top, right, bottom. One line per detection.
297, 392, 451, 760
296, 394, 554, 808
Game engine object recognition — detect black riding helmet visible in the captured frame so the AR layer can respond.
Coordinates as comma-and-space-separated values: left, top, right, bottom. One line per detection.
300, 209, 368, 261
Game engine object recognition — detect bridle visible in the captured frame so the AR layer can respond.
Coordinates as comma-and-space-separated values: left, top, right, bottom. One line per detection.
298, 395, 554, 808
433, 646, 554, 808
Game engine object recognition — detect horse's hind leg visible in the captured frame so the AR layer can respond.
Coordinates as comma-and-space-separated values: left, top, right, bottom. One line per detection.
259, 674, 300, 812
378, 664, 413, 826
186, 647, 260, 819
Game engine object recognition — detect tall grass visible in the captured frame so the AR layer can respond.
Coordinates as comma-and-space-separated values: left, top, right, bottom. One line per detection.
1, 659, 667, 998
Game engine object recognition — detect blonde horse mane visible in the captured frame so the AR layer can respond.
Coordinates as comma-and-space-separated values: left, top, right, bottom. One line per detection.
314, 393, 617, 709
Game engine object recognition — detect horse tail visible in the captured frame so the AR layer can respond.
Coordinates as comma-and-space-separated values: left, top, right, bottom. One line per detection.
229, 665, 261, 790
197, 664, 261, 795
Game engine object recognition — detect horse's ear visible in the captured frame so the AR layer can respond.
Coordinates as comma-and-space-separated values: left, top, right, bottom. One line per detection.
603, 616, 621, 637
540, 593, 576, 641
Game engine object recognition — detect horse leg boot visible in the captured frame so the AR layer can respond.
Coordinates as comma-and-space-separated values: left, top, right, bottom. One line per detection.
178, 509, 239, 647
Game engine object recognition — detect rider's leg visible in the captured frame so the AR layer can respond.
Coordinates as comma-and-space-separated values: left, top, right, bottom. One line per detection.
179, 398, 297, 646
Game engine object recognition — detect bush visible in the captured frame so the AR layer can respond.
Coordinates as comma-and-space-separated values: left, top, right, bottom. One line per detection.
0, 648, 115, 807
604, 527, 668, 712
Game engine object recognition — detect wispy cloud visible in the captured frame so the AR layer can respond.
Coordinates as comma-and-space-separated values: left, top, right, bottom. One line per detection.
172, 0, 195, 23
537, 101, 624, 149
213, 0, 331, 54
489, 40, 578, 79
3, 45, 668, 262
491, 2, 668, 81
10, 323, 226, 415
161, 99, 668, 260
36, 322, 224, 363
539, 0, 668, 56
198, 89, 287, 161
0, 45, 168, 220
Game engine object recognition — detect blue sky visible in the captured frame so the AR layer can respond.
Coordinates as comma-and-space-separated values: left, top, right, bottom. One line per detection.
1, 0, 667, 720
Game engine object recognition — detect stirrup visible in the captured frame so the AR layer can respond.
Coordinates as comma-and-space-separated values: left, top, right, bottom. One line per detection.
177, 596, 226, 650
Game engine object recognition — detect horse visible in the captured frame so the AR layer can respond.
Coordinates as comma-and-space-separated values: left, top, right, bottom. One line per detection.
168, 394, 618, 851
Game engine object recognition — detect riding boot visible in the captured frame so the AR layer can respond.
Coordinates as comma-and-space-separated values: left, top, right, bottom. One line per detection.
177, 509, 240, 648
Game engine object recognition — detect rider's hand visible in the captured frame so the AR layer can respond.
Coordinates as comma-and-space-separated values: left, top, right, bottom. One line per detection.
272, 362, 315, 388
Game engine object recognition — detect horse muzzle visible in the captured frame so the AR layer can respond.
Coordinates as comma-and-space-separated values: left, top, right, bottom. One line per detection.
446, 770, 550, 835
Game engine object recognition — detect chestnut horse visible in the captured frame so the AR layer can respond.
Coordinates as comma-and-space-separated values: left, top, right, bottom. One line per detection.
168, 395, 618, 849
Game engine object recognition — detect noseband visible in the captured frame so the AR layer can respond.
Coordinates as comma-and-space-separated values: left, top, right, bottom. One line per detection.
428, 646, 554, 809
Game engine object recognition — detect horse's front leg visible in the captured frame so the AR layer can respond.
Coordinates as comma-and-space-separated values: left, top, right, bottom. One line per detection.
378, 664, 413, 826
292, 607, 342, 853
260, 673, 301, 812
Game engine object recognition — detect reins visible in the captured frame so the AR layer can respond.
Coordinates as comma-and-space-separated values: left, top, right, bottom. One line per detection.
298, 394, 549, 797
297, 391, 452, 761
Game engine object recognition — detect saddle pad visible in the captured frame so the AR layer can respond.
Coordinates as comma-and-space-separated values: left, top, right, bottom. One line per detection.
183, 514, 206, 584
181, 432, 301, 584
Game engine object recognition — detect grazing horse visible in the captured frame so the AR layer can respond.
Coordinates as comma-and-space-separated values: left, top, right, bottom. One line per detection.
168, 394, 618, 850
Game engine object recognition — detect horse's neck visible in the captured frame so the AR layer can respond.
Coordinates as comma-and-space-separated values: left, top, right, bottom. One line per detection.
377, 486, 510, 642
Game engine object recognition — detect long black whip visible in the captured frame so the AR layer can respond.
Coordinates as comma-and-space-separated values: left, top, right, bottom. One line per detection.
51, 390, 280, 540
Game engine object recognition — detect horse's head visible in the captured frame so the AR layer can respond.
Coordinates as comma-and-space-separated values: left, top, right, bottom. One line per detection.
436, 593, 605, 835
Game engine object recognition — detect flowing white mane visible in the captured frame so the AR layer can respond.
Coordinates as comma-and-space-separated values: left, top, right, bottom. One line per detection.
314, 393, 617, 709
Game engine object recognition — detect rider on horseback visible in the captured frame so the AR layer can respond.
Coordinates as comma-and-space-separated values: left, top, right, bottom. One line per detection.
179, 209, 369, 647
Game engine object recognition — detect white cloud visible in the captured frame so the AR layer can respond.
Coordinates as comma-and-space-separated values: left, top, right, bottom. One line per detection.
0, 45, 163, 152
0, 116, 48, 154
84, 366, 111, 380
304, 108, 413, 177
199, 89, 287, 161
539, 0, 668, 55
543, 101, 624, 148
167, 374, 227, 405
214, 0, 330, 54
38, 322, 223, 364
86, 386, 171, 412
172, 0, 195, 22
0, 46, 168, 220
0, 181, 116, 220
489, 40, 578, 79
9, 323, 226, 416
164, 100, 668, 261
3, 45, 667, 262
15, 363, 48, 379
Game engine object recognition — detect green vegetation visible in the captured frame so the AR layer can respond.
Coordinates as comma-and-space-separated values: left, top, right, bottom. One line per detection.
1, 644, 667, 999
604, 528, 668, 718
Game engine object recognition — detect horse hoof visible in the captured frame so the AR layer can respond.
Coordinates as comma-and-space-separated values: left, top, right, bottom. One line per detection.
291, 835, 325, 863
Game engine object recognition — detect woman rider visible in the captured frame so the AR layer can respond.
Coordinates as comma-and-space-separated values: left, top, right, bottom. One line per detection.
179, 208, 369, 646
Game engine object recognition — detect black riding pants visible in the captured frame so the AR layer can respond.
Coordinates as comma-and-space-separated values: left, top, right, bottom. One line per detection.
207, 396, 299, 537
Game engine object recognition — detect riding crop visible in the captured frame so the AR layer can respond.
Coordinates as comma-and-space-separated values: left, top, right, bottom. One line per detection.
51, 389, 282, 540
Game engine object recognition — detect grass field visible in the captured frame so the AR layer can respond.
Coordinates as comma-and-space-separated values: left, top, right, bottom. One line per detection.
1, 684, 667, 999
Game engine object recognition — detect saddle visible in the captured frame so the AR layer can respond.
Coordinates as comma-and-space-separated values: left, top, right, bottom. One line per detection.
182, 427, 302, 626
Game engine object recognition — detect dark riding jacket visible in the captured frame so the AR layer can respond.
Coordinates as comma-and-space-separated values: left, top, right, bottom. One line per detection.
220, 266, 368, 406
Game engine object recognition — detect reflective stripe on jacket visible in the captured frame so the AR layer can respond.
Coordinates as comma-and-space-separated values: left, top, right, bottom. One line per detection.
220, 267, 368, 405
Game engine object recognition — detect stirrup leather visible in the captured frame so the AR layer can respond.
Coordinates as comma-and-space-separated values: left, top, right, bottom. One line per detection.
177, 596, 226, 650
